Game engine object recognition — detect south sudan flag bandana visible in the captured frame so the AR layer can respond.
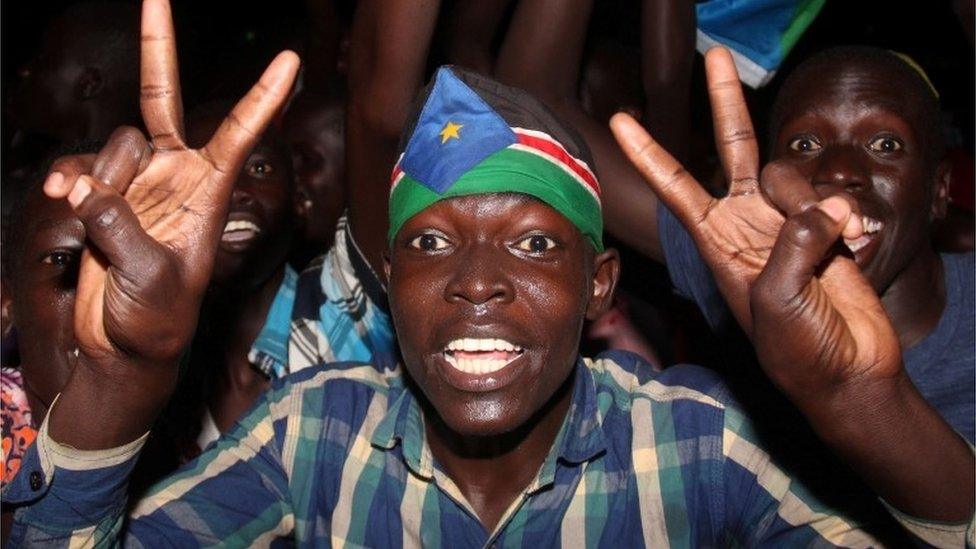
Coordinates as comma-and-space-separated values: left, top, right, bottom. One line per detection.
388, 67, 604, 251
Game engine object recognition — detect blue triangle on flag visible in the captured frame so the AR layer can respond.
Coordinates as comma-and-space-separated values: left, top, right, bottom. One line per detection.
401, 67, 517, 194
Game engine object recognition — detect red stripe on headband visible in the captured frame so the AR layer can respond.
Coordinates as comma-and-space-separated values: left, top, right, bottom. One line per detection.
514, 130, 601, 197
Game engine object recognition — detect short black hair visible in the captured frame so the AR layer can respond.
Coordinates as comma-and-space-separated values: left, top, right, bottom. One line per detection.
2, 141, 103, 282
768, 46, 945, 167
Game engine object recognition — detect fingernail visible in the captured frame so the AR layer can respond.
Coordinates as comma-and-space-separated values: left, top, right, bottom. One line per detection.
818, 196, 850, 223
43, 171, 65, 196
67, 178, 92, 208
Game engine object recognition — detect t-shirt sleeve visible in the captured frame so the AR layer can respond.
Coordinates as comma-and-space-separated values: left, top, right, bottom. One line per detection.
656, 204, 732, 331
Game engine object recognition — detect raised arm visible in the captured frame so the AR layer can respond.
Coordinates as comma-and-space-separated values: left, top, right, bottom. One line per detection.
641, 0, 695, 162
751, 185, 974, 535
614, 47, 974, 541
494, 0, 672, 260
345, 0, 440, 274
6, 0, 299, 543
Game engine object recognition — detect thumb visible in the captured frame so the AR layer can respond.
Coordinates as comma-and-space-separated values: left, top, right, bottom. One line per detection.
751, 195, 852, 316
64, 175, 166, 281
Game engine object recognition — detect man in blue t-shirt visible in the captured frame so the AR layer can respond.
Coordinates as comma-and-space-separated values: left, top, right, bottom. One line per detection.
644, 46, 975, 444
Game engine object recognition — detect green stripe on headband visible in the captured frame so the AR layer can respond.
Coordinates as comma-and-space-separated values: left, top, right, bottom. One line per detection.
389, 147, 604, 252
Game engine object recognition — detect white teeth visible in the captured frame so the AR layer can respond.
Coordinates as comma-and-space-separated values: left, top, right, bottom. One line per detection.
861, 215, 883, 234
223, 219, 261, 234
845, 235, 871, 253
443, 354, 512, 375
445, 338, 521, 353
443, 337, 523, 375
72, 348, 80, 358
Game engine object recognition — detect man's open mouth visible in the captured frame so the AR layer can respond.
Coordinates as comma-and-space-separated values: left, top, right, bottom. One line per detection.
221, 218, 262, 243
843, 214, 883, 254
442, 338, 524, 375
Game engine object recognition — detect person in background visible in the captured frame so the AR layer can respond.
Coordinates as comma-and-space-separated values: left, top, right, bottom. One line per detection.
282, 91, 347, 268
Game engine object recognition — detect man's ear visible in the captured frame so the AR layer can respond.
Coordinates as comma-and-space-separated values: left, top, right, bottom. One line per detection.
585, 247, 620, 320
931, 160, 951, 221
1, 279, 14, 340
76, 67, 105, 100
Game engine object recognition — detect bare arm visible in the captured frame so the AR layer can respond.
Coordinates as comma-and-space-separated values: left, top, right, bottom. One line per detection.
641, 0, 695, 162
346, 0, 440, 274
44, 0, 299, 450
613, 46, 975, 528
494, 0, 667, 260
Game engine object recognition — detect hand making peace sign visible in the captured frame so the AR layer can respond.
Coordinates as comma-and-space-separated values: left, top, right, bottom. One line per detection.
43, 0, 299, 448
610, 47, 900, 404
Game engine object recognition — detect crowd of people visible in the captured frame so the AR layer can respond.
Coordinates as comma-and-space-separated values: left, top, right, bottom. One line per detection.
0, 0, 973, 546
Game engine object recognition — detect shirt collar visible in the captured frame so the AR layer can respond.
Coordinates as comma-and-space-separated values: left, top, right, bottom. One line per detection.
248, 264, 299, 380
370, 357, 608, 486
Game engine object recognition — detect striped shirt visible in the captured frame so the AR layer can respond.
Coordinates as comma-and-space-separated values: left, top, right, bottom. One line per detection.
288, 215, 398, 375
6, 351, 900, 547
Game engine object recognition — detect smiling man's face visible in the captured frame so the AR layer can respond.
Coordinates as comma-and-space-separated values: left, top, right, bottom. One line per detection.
187, 112, 296, 291
386, 193, 617, 437
770, 58, 948, 295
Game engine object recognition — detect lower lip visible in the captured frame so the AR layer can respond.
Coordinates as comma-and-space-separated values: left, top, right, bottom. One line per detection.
434, 351, 525, 393
220, 230, 260, 250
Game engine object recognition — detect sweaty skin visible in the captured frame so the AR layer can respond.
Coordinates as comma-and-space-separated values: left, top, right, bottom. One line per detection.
611, 47, 974, 523
768, 59, 950, 349
385, 193, 619, 530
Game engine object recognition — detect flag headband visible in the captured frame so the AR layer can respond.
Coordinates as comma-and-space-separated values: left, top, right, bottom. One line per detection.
387, 67, 604, 251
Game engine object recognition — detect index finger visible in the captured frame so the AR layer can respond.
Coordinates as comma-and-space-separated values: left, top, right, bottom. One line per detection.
203, 51, 300, 178
705, 47, 759, 196
140, 0, 185, 151
610, 112, 714, 226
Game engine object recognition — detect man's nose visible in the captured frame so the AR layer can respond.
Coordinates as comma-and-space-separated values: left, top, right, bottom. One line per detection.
812, 145, 870, 196
444, 246, 515, 307
231, 186, 254, 206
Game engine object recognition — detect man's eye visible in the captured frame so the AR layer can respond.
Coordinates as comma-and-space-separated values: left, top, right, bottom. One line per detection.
42, 251, 78, 266
246, 160, 275, 176
788, 136, 822, 152
868, 136, 903, 153
514, 235, 557, 254
409, 233, 450, 251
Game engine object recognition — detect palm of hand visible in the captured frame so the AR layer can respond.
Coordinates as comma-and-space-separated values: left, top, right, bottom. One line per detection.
48, 0, 298, 365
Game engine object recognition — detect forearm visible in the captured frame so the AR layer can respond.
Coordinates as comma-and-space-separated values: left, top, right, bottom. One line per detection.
495, 0, 593, 101
641, 0, 694, 162
798, 372, 974, 523
446, 0, 515, 73
495, 0, 665, 261
346, 0, 440, 273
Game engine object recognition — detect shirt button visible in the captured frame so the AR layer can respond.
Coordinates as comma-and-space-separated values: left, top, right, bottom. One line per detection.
29, 471, 43, 491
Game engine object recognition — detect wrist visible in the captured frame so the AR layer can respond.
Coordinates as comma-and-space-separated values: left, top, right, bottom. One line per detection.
791, 368, 914, 444
49, 354, 179, 450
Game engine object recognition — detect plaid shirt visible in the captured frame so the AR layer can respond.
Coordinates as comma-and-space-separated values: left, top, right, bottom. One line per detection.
7, 350, 914, 547
288, 215, 398, 375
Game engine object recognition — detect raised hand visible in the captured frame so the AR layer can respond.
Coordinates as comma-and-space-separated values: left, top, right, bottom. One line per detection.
749, 194, 901, 402
42, 0, 299, 449
610, 47, 789, 334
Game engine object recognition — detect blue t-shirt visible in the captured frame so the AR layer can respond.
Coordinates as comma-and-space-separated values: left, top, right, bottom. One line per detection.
658, 205, 976, 443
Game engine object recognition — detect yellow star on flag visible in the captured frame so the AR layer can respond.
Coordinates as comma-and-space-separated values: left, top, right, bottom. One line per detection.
439, 121, 463, 144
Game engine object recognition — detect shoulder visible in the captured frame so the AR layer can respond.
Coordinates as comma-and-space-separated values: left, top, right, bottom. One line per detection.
942, 252, 975, 292
587, 350, 735, 412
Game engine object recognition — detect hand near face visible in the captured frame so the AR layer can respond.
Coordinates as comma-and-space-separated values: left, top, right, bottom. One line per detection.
42, 0, 298, 448
610, 47, 785, 335
749, 192, 901, 403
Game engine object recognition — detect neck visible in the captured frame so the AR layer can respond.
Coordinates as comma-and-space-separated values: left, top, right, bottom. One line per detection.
203, 265, 285, 432
881, 248, 945, 349
423, 370, 575, 532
